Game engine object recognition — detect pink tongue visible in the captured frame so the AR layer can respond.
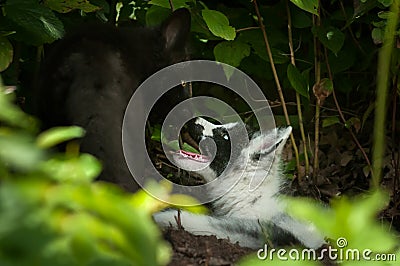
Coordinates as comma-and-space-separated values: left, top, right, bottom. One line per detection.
177, 150, 210, 163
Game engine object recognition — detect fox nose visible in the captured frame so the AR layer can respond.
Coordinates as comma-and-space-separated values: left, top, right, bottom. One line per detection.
187, 118, 204, 143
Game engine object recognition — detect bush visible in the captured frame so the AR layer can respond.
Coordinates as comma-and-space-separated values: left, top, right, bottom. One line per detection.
0, 82, 171, 266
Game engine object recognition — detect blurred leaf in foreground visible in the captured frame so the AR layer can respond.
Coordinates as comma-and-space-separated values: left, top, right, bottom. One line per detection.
0, 81, 172, 266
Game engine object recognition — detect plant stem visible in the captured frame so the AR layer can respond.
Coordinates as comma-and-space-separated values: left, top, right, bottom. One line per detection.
286, 0, 309, 178
313, 4, 321, 179
372, 0, 400, 188
252, 0, 301, 177
391, 86, 399, 200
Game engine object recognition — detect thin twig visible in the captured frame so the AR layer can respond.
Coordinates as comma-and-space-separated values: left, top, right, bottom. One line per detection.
391, 85, 399, 200
252, 0, 301, 176
236, 26, 260, 33
168, 0, 175, 11
323, 47, 372, 170
286, 0, 309, 177
339, 0, 366, 55
313, 7, 322, 179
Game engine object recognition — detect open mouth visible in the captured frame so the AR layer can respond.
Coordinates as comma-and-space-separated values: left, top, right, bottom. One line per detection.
176, 150, 210, 163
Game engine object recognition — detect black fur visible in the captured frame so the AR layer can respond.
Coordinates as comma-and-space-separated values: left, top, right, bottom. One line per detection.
187, 119, 248, 177
36, 9, 191, 192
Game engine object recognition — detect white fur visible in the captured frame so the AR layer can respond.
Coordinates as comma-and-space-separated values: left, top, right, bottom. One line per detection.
154, 209, 264, 248
195, 117, 238, 137
154, 120, 325, 249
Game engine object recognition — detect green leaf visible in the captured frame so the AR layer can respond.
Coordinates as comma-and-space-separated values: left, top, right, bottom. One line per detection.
0, 37, 13, 72
254, 47, 289, 64
202, 9, 236, 40
132, 180, 174, 213
292, 8, 313, 28
65, 215, 100, 262
284, 157, 297, 172
345, 117, 361, 132
149, 0, 189, 9
162, 139, 181, 151
328, 46, 357, 73
0, 178, 170, 266
378, 11, 391, 19
0, 89, 38, 131
146, 5, 171, 26
372, 27, 384, 44
150, 125, 162, 141
261, 49, 285, 64
214, 40, 250, 78
163, 139, 199, 153
152, 124, 198, 154
44, 0, 101, 13
0, 132, 44, 172
169, 194, 207, 211
290, 0, 318, 15
287, 64, 309, 98
320, 78, 334, 92
362, 102, 375, 129
0, 79, 173, 266
214, 40, 250, 67
238, 31, 288, 65
36, 126, 85, 149
4, 0, 65, 45
313, 78, 333, 103
204, 97, 231, 117
286, 190, 397, 252
322, 116, 340, 127
181, 143, 199, 154
149, 0, 171, 8
373, 20, 386, 28
354, 0, 380, 18
313, 26, 345, 54
40, 153, 102, 182
378, 0, 393, 7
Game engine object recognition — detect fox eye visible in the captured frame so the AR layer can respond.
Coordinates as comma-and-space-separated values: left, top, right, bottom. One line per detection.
223, 134, 229, 140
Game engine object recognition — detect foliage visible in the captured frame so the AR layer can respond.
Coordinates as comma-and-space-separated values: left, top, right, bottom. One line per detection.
2, 0, 396, 180
286, 191, 397, 254
238, 190, 400, 265
1, 0, 400, 264
0, 83, 172, 265
151, 124, 199, 154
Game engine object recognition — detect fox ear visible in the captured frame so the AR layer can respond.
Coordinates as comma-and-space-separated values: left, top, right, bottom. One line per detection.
252, 127, 292, 157
161, 8, 191, 52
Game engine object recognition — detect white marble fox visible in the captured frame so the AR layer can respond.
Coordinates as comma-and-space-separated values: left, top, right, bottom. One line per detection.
154, 117, 324, 249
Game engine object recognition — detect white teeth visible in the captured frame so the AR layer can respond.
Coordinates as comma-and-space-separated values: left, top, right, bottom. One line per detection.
177, 150, 209, 163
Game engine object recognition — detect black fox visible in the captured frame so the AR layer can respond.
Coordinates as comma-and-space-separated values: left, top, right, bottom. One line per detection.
36, 9, 191, 192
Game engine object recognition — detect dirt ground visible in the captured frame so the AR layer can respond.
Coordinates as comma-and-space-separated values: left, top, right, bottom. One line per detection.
163, 228, 253, 266
162, 227, 338, 266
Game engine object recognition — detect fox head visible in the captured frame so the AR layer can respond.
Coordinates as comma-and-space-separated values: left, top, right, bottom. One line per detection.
172, 117, 292, 183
